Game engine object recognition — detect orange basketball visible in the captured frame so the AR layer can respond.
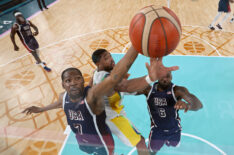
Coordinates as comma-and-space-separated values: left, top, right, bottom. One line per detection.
129, 6, 182, 58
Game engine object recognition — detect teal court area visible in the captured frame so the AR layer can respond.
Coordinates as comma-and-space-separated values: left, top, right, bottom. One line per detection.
61, 54, 234, 155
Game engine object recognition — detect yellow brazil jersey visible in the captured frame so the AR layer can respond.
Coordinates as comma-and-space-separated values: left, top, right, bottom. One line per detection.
93, 70, 124, 117
108, 92, 124, 114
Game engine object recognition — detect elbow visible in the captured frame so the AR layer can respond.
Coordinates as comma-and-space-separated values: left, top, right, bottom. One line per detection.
194, 102, 203, 111
199, 103, 203, 110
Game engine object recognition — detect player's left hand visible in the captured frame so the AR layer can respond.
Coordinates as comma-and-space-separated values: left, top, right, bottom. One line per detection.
146, 57, 179, 81
33, 31, 38, 36
174, 100, 189, 113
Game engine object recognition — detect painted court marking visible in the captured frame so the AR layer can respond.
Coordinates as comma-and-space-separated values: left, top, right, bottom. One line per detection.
127, 133, 227, 155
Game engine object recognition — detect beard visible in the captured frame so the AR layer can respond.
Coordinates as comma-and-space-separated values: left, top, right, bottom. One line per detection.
68, 87, 84, 100
104, 66, 113, 72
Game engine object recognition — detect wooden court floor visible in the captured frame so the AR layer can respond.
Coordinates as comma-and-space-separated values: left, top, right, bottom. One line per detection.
0, 0, 233, 154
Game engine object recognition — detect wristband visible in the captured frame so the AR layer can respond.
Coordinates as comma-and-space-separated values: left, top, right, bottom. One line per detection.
145, 75, 154, 84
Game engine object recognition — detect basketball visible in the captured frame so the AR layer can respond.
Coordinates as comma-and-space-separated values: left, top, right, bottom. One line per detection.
129, 6, 182, 58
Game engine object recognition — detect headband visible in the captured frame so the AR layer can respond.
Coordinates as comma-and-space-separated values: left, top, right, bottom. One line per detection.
14, 12, 22, 17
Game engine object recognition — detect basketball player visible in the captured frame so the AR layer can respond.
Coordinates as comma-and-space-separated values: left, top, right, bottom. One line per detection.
91, 49, 150, 154
37, 0, 48, 11
23, 45, 179, 155
10, 10, 51, 72
138, 72, 202, 155
209, 0, 233, 30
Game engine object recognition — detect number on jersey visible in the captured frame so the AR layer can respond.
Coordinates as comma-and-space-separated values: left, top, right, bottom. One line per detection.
158, 108, 166, 118
73, 123, 83, 134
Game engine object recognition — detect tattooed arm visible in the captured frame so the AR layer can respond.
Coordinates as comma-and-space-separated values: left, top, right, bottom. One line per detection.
174, 86, 203, 112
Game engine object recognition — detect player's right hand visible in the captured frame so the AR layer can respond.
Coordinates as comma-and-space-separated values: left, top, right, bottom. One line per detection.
146, 57, 179, 81
22, 106, 43, 115
14, 45, 19, 51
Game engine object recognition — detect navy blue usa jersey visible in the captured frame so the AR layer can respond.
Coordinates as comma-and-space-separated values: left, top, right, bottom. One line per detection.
15, 21, 39, 51
147, 82, 181, 132
63, 87, 114, 154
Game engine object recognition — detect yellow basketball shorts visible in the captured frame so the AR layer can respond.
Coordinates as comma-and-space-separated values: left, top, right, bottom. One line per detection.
106, 115, 141, 147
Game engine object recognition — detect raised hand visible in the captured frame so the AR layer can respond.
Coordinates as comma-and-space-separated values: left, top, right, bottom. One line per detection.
33, 31, 38, 36
22, 106, 43, 115
145, 57, 179, 81
174, 100, 189, 113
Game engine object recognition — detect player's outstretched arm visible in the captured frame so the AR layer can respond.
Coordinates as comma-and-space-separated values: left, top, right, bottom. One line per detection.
22, 92, 64, 115
28, 21, 39, 36
86, 46, 138, 115
10, 25, 19, 51
115, 57, 179, 93
174, 86, 203, 112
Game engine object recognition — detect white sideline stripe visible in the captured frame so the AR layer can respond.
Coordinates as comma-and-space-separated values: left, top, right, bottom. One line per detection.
58, 126, 71, 155
127, 133, 227, 155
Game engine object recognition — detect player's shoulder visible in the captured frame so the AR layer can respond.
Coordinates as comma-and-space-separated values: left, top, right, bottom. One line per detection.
173, 85, 189, 94
94, 70, 109, 76
59, 92, 66, 100
12, 23, 19, 29
93, 70, 110, 83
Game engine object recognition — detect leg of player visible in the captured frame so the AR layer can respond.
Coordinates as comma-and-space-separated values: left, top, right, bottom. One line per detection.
165, 130, 181, 148
148, 127, 165, 155
37, 0, 43, 11
31, 50, 51, 72
209, 12, 222, 30
217, 12, 230, 29
136, 136, 149, 155
41, 0, 48, 9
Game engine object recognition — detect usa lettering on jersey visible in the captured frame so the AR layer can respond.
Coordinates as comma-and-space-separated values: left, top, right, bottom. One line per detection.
23, 25, 30, 30
68, 110, 84, 121
154, 97, 168, 106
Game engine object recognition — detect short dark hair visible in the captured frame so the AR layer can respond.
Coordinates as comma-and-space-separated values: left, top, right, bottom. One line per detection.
61, 68, 82, 81
92, 49, 107, 64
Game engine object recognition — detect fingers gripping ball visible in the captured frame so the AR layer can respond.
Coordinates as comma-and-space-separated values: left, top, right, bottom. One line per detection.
129, 5, 182, 58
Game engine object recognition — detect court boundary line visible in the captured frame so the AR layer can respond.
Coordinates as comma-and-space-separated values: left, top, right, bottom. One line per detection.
0, 25, 233, 68
58, 126, 71, 155
127, 133, 227, 155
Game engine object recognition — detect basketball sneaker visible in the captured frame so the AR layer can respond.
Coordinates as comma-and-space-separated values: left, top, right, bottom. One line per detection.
208, 25, 215, 30
43, 66, 51, 72
230, 18, 234, 23
216, 24, 222, 30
